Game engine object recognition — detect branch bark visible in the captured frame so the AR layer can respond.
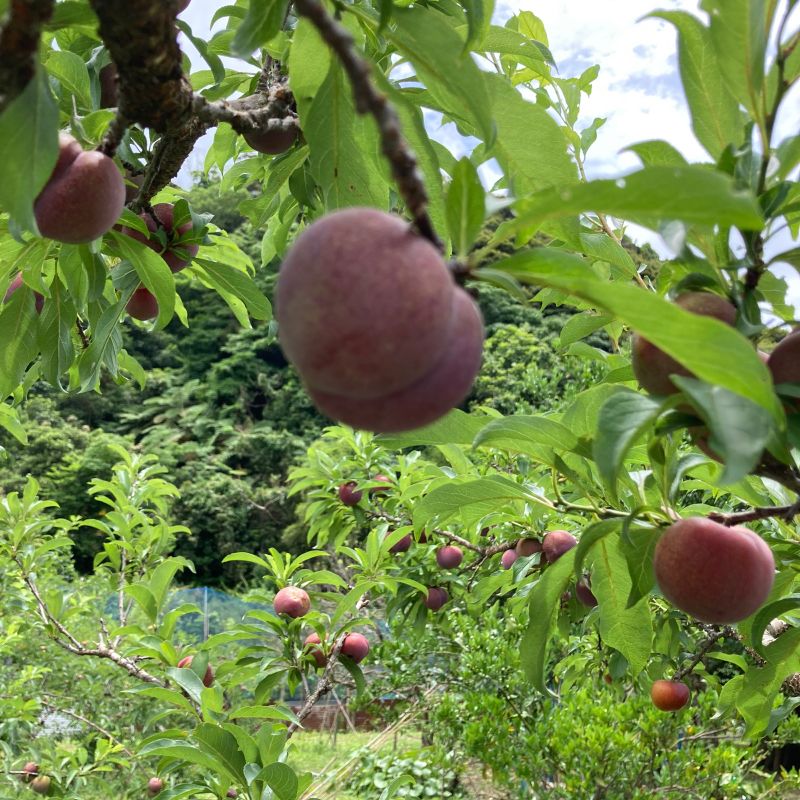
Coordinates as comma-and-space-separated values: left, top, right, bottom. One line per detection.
0, 0, 55, 113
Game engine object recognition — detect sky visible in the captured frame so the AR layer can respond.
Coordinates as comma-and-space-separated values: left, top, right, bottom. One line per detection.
176, 1, 800, 289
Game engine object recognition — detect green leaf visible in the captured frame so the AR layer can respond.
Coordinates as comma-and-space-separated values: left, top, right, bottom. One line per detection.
672, 376, 773, 484
304, 61, 388, 211
192, 259, 271, 322
560, 311, 614, 347
0, 67, 58, 231
620, 527, 661, 608
230, 705, 298, 723
484, 72, 576, 196
379, 5, 495, 143
148, 557, 193, 611
138, 740, 226, 774
650, 11, 742, 158
593, 391, 663, 492
702, 0, 768, 122
0, 288, 40, 401
473, 415, 580, 458
194, 724, 247, 782
750, 595, 800, 658
520, 550, 575, 692
231, 0, 289, 57
111, 231, 175, 328
412, 475, 545, 528
46, 50, 92, 110
376, 409, 487, 447
446, 158, 485, 257
592, 535, 653, 674
0, 403, 27, 444
494, 248, 779, 418
625, 140, 689, 168
124, 585, 158, 623
510, 166, 763, 234
260, 762, 298, 800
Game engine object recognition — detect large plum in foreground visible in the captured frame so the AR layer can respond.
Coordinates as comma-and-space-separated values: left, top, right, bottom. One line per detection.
653, 517, 774, 623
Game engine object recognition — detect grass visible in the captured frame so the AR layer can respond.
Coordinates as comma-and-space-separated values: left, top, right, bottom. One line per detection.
287, 728, 422, 799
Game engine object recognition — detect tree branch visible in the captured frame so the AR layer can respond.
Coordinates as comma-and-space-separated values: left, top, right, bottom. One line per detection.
0, 0, 54, 113
292, 0, 440, 248
708, 499, 800, 527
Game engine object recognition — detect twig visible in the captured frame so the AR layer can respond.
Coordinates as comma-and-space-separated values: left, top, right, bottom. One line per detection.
673, 627, 725, 681
287, 594, 370, 737
292, 0, 439, 248
39, 698, 135, 756
708, 499, 800, 527
0, 0, 55, 113
97, 110, 129, 158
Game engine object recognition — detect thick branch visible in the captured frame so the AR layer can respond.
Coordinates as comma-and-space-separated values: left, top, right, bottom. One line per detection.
293, 0, 440, 247
708, 499, 800, 527
0, 0, 54, 113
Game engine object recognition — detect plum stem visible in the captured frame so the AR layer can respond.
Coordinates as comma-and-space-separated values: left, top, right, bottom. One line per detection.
292, 0, 441, 250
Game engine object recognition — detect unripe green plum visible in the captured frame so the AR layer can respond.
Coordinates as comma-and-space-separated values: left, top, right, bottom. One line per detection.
126, 286, 159, 321
35, 134, 125, 243
436, 545, 463, 569
274, 586, 310, 618
244, 126, 298, 155
341, 632, 369, 663
653, 517, 774, 623
632, 292, 737, 396
277, 208, 460, 399
177, 655, 214, 687
542, 530, 577, 564
30, 775, 51, 795
650, 679, 690, 711
308, 287, 484, 432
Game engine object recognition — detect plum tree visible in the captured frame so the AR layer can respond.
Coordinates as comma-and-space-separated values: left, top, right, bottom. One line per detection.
650, 680, 690, 711
147, 777, 164, 797
273, 586, 310, 618
337, 481, 362, 507
341, 632, 369, 663
34, 134, 125, 244
244, 127, 299, 155
177, 655, 214, 687
30, 775, 51, 795
424, 587, 448, 611
120, 203, 198, 272
575, 576, 598, 608
4, 273, 44, 313
436, 546, 463, 569
542, 531, 577, 564
386, 532, 412, 554
303, 632, 327, 668
516, 538, 542, 557
632, 292, 737, 395
126, 287, 159, 321
276, 208, 484, 432
501, 549, 518, 570
653, 517, 774, 623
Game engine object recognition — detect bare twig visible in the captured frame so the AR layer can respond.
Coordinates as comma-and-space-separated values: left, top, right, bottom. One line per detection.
292, 0, 440, 248
674, 627, 725, 681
